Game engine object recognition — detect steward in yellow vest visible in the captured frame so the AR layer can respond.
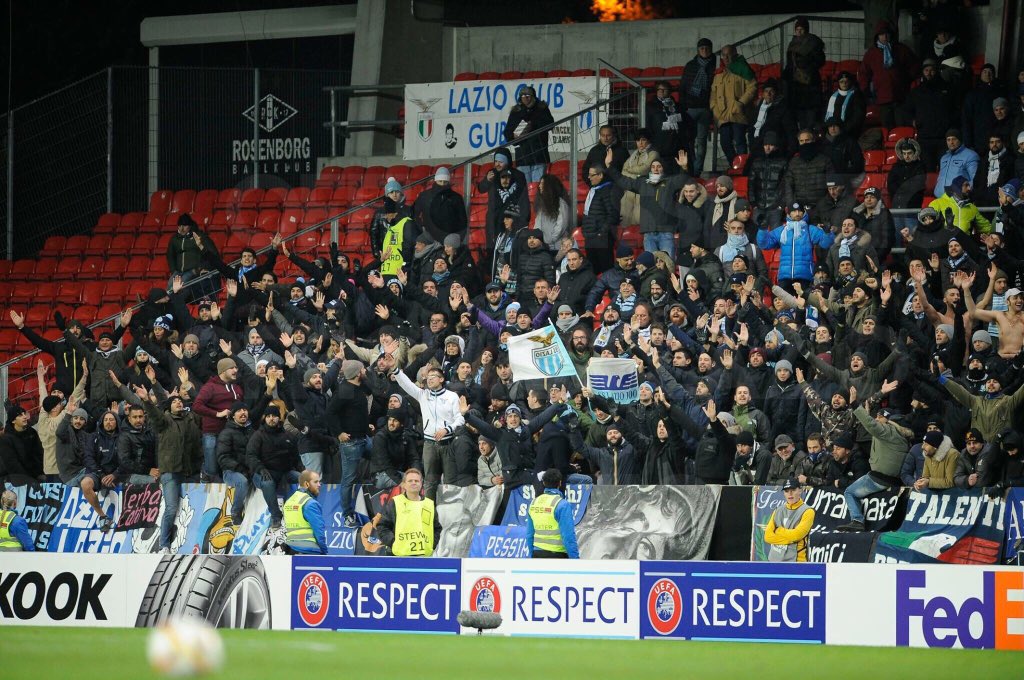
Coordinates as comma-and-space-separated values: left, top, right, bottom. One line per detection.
527, 469, 580, 559
377, 468, 440, 556
764, 477, 815, 562
283, 470, 327, 554
0, 490, 35, 551
378, 198, 415, 277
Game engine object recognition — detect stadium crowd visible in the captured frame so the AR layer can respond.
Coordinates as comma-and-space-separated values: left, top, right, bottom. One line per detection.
1, 12, 1024, 552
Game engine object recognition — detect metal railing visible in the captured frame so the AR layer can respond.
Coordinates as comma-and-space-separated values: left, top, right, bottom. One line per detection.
0, 67, 648, 408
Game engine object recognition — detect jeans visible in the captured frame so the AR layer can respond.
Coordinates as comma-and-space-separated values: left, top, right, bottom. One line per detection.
718, 122, 749, 166
843, 473, 891, 524
300, 451, 324, 475
159, 472, 184, 550
202, 433, 220, 480
519, 163, 546, 183
422, 439, 450, 501
567, 473, 593, 485
253, 469, 301, 521
687, 107, 711, 176
222, 470, 250, 519
339, 437, 370, 517
643, 232, 675, 260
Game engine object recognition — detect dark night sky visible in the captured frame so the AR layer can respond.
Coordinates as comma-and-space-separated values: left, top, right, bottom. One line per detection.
1, 0, 859, 111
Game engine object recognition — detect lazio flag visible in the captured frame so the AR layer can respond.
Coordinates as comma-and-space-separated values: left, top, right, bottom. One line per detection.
507, 322, 578, 381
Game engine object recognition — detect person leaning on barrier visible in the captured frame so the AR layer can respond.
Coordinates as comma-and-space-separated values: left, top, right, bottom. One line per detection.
283, 469, 327, 555
527, 468, 580, 560
0, 490, 34, 551
764, 477, 814, 562
376, 468, 442, 557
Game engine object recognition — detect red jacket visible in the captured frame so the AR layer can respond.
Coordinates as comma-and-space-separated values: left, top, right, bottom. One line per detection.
858, 21, 919, 106
192, 376, 244, 435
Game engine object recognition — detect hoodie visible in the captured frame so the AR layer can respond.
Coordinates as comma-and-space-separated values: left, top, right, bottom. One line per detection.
858, 20, 919, 105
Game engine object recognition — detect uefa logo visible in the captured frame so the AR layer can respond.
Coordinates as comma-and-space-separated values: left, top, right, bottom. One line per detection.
647, 578, 682, 636
297, 572, 329, 627
469, 577, 502, 614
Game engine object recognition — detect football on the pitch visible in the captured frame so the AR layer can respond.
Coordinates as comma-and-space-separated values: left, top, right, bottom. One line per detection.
146, 618, 225, 677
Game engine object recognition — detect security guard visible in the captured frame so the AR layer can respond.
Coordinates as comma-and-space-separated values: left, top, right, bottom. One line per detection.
764, 477, 815, 562
0, 490, 35, 551
379, 198, 414, 277
527, 468, 580, 559
377, 468, 441, 556
282, 470, 327, 554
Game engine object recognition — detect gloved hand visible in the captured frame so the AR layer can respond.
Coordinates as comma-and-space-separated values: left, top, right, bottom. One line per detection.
985, 483, 1005, 499
54, 310, 67, 331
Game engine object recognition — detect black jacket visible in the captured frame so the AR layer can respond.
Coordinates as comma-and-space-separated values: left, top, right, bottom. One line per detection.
326, 380, 372, 440
580, 182, 621, 250
747, 152, 788, 211
17, 325, 88, 395
478, 163, 530, 243
516, 244, 556, 293
466, 403, 561, 488
216, 420, 255, 475
902, 76, 956, 140
558, 260, 598, 316
444, 426, 480, 487
245, 421, 300, 475
370, 427, 420, 478
55, 418, 90, 483
83, 417, 120, 477
750, 96, 798, 154
117, 423, 157, 478
287, 371, 335, 454
680, 54, 715, 109
0, 427, 44, 485
504, 101, 555, 166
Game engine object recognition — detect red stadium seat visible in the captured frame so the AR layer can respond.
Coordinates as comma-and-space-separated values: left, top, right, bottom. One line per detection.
330, 186, 357, 209
886, 127, 916, 147
35, 282, 61, 305
108, 234, 135, 256
78, 256, 104, 281
547, 69, 571, 78
338, 166, 364, 188
363, 166, 386, 188
478, 71, 500, 80
408, 165, 432, 183
25, 305, 51, 326
124, 257, 151, 279
61, 282, 90, 305
237, 188, 265, 209
209, 211, 236, 231
214, 188, 241, 211
10, 259, 35, 281
54, 258, 83, 281
101, 256, 129, 280
355, 186, 380, 204
170, 189, 196, 214
306, 187, 332, 209
279, 208, 303, 236
248, 233, 274, 252
256, 209, 281, 233
454, 72, 477, 81
121, 212, 145, 229
273, 188, 306, 211
500, 70, 522, 80
40, 235, 67, 257
315, 165, 343, 189
258, 187, 287, 209
101, 280, 130, 304
193, 189, 218, 215
863, 150, 886, 172
384, 166, 410, 185
728, 154, 749, 176
84, 234, 112, 257
94, 213, 121, 235
292, 230, 321, 254
234, 209, 258, 229
571, 69, 595, 77
139, 212, 164, 233
31, 259, 58, 282
733, 176, 748, 197
149, 190, 173, 215
133, 234, 159, 256
80, 281, 105, 306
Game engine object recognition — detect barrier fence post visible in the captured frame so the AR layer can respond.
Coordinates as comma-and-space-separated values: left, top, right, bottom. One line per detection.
6, 112, 12, 258
147, 51, 159, 197
0, 364, 7, 409
569, 116, 579, 218
253, 68, 261, 189
463, 160, 473, 212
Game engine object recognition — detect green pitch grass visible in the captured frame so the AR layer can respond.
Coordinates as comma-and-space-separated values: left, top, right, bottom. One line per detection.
1, 626, 1019, 679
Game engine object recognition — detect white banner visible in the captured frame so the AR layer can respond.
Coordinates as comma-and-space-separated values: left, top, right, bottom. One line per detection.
404, 77, 608, 161
507, 323, 579, 381
587, 357, 639, 403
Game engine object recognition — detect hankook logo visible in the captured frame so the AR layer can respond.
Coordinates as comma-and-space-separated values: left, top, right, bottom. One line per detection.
244, 94, 297, 133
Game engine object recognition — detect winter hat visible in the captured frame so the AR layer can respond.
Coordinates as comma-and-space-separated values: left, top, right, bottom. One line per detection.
715, 176, 734, 191
415, 232, 433, 245
1000, 179, 1021, 197
851, 351, 869, 363
918, 206, 939, 222
386, 408, 406, 425
736, 431, 755, 446
936, 324, 954, 339
443, 233, 461, 248
944, 128, 962, 141
384, 177, 402, 194
993, 97, 1009, 110
6, 404, 26, 422
183, 334, 200, 345
972, 330, 992, 345
444, 335, 466, 354
490, 384, 510, 401
748, 347, 766, 360
42, 395, 62, 412
697, 37, 712, 48
616, 243, 634, 259
263, 404, 282, 419
342, 360, 364, 380
247, 327, 262, 342
506, 301, 521, 315
735, 198, 751, 211
775, 359, 793, 374
505, 404, 522, 416
303, 368, 321, 385
71, 408, 89, 420
923, 431, 944, 448
229, 401, 248, 418
434, 167, 451, 182
153, 315, 173, 331
964, 428, 985, 443
832, 433, 855, 449
493, 151, 510, 165
557, 304, 574, 316
635, 251, 655, 268
762, 131, 780, 147
216, 358, 236, 374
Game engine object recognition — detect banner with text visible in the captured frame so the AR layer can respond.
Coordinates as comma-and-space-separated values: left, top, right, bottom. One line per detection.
115, 484, 162, 532
403, 77, 607, 161
587, 357, 639, 404
500, 483, 592, 527
1003, 487, 1024, 563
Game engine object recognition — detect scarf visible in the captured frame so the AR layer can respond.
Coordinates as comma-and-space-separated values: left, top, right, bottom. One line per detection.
947, 252, 967, 270
780, 219, 806, 244
753, 100, 772, 136
238, 263, 256, 281
498, 181, 518, 204
584, 181, 611, 215
659, 96, 677, 117
555, 312, 580, 333
933, 36, 955, 58
987, 149, 1005, 186
594, 320, 622, 348
690, 55, 712, 96
647, 173, 663, 184
432, 270, 451, 284
712, 192, 736, 225
614, 293, 637, 315
96, 347, 120, 359
797, 144, 818, 161
719, 233, 749, 263
838, 233, 858, 258
877, 40, 893, 68
247, 343, 267, 358
825, 89, 853, 121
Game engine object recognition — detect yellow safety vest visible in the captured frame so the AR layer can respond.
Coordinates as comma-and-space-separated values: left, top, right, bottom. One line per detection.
528, 493, 566, 554
391, 494, 434, 557
0, 510, 23, 551
379, 217, 410, 276
283, 491, 319, 552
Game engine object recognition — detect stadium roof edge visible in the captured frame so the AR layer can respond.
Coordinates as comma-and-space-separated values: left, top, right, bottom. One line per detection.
140, 5, 358, 47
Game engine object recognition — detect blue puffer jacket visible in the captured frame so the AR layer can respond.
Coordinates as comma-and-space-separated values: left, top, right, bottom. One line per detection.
757, 220, 834, 282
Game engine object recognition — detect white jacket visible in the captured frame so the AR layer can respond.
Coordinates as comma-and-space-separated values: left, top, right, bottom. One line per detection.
395, 371, 464, 442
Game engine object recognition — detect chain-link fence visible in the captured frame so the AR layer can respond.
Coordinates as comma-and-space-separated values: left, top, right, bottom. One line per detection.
735, 16, 866, 71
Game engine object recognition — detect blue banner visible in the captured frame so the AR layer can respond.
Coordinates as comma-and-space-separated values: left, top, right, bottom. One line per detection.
587, 357, 639, 403
318, 484, 357, 555
1003, 488, 1024, 563
469, 525, 530, 558
48, 488, 127, 553
291, 556, 461, 633
873, 489, 1004, 564
499, 484, 591, 526
639, 561, 826, 642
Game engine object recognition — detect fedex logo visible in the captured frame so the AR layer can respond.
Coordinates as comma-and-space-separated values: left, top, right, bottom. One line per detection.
896, 569, 1024, 649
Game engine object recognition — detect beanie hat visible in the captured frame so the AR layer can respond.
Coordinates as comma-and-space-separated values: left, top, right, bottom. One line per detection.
342, 360, 364, 380
972, 329, 992, 345
505, 404, 522, 416
615, 243, 634, 259
153, 315, 173, 331
1001, 179, 1021, 198
443, 233, 461, 248
636, 251, 655, 268
697, 37, 712, 48
833, 433, 855, 449
735, 198, 751, 211
434, 166, 451, 182
71, 408, 89, 420
6, 404, 26, 422
945, 128, 962, 141
936, 324, 954, 339
42, 395, 62, 412
263, 404, 282, 419
493, 151, 510, 165
993, 97, 1009, 110
386, 408, 406, 425
775, 359, 793, 374
715, 175, 734, 191
183, 334, 200, 345
303, 368, 321, 385
415, 232, 433, 245
217, 357, 236, 374
229, 401, 248, 417
1018, 131, 1024, 146
736, 431, 755, 446
557, 304, 573, 316
762, 131, 780, 147
923, 431, 944, 448
378, 324, 399, 340
384, 177, 402, 194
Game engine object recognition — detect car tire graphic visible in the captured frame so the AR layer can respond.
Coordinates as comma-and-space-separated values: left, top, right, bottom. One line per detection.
136, 555, 272, 629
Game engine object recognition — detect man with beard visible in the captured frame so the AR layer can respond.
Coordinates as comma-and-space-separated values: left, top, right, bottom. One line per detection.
569, 419, 644, 486
283, 470, 327, 555
795, 367, 857, 447
591, 306, 625, 356
853, 188, 894, 260
217, 402, 256, 525
954, 428, 995, 490
247, 405, 302, 529
825, 433, 868, 489
10, 310, 89, 396
477, 147, 530, 246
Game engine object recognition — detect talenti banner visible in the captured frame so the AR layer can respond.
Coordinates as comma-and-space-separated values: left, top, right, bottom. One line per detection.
404, 77, 607, 161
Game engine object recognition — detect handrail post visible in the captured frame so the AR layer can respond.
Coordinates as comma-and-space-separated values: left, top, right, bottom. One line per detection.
0, 364, 8, 411
569, 116, 579, 219
463, 160, 473, 213
253, 68, 261, 189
